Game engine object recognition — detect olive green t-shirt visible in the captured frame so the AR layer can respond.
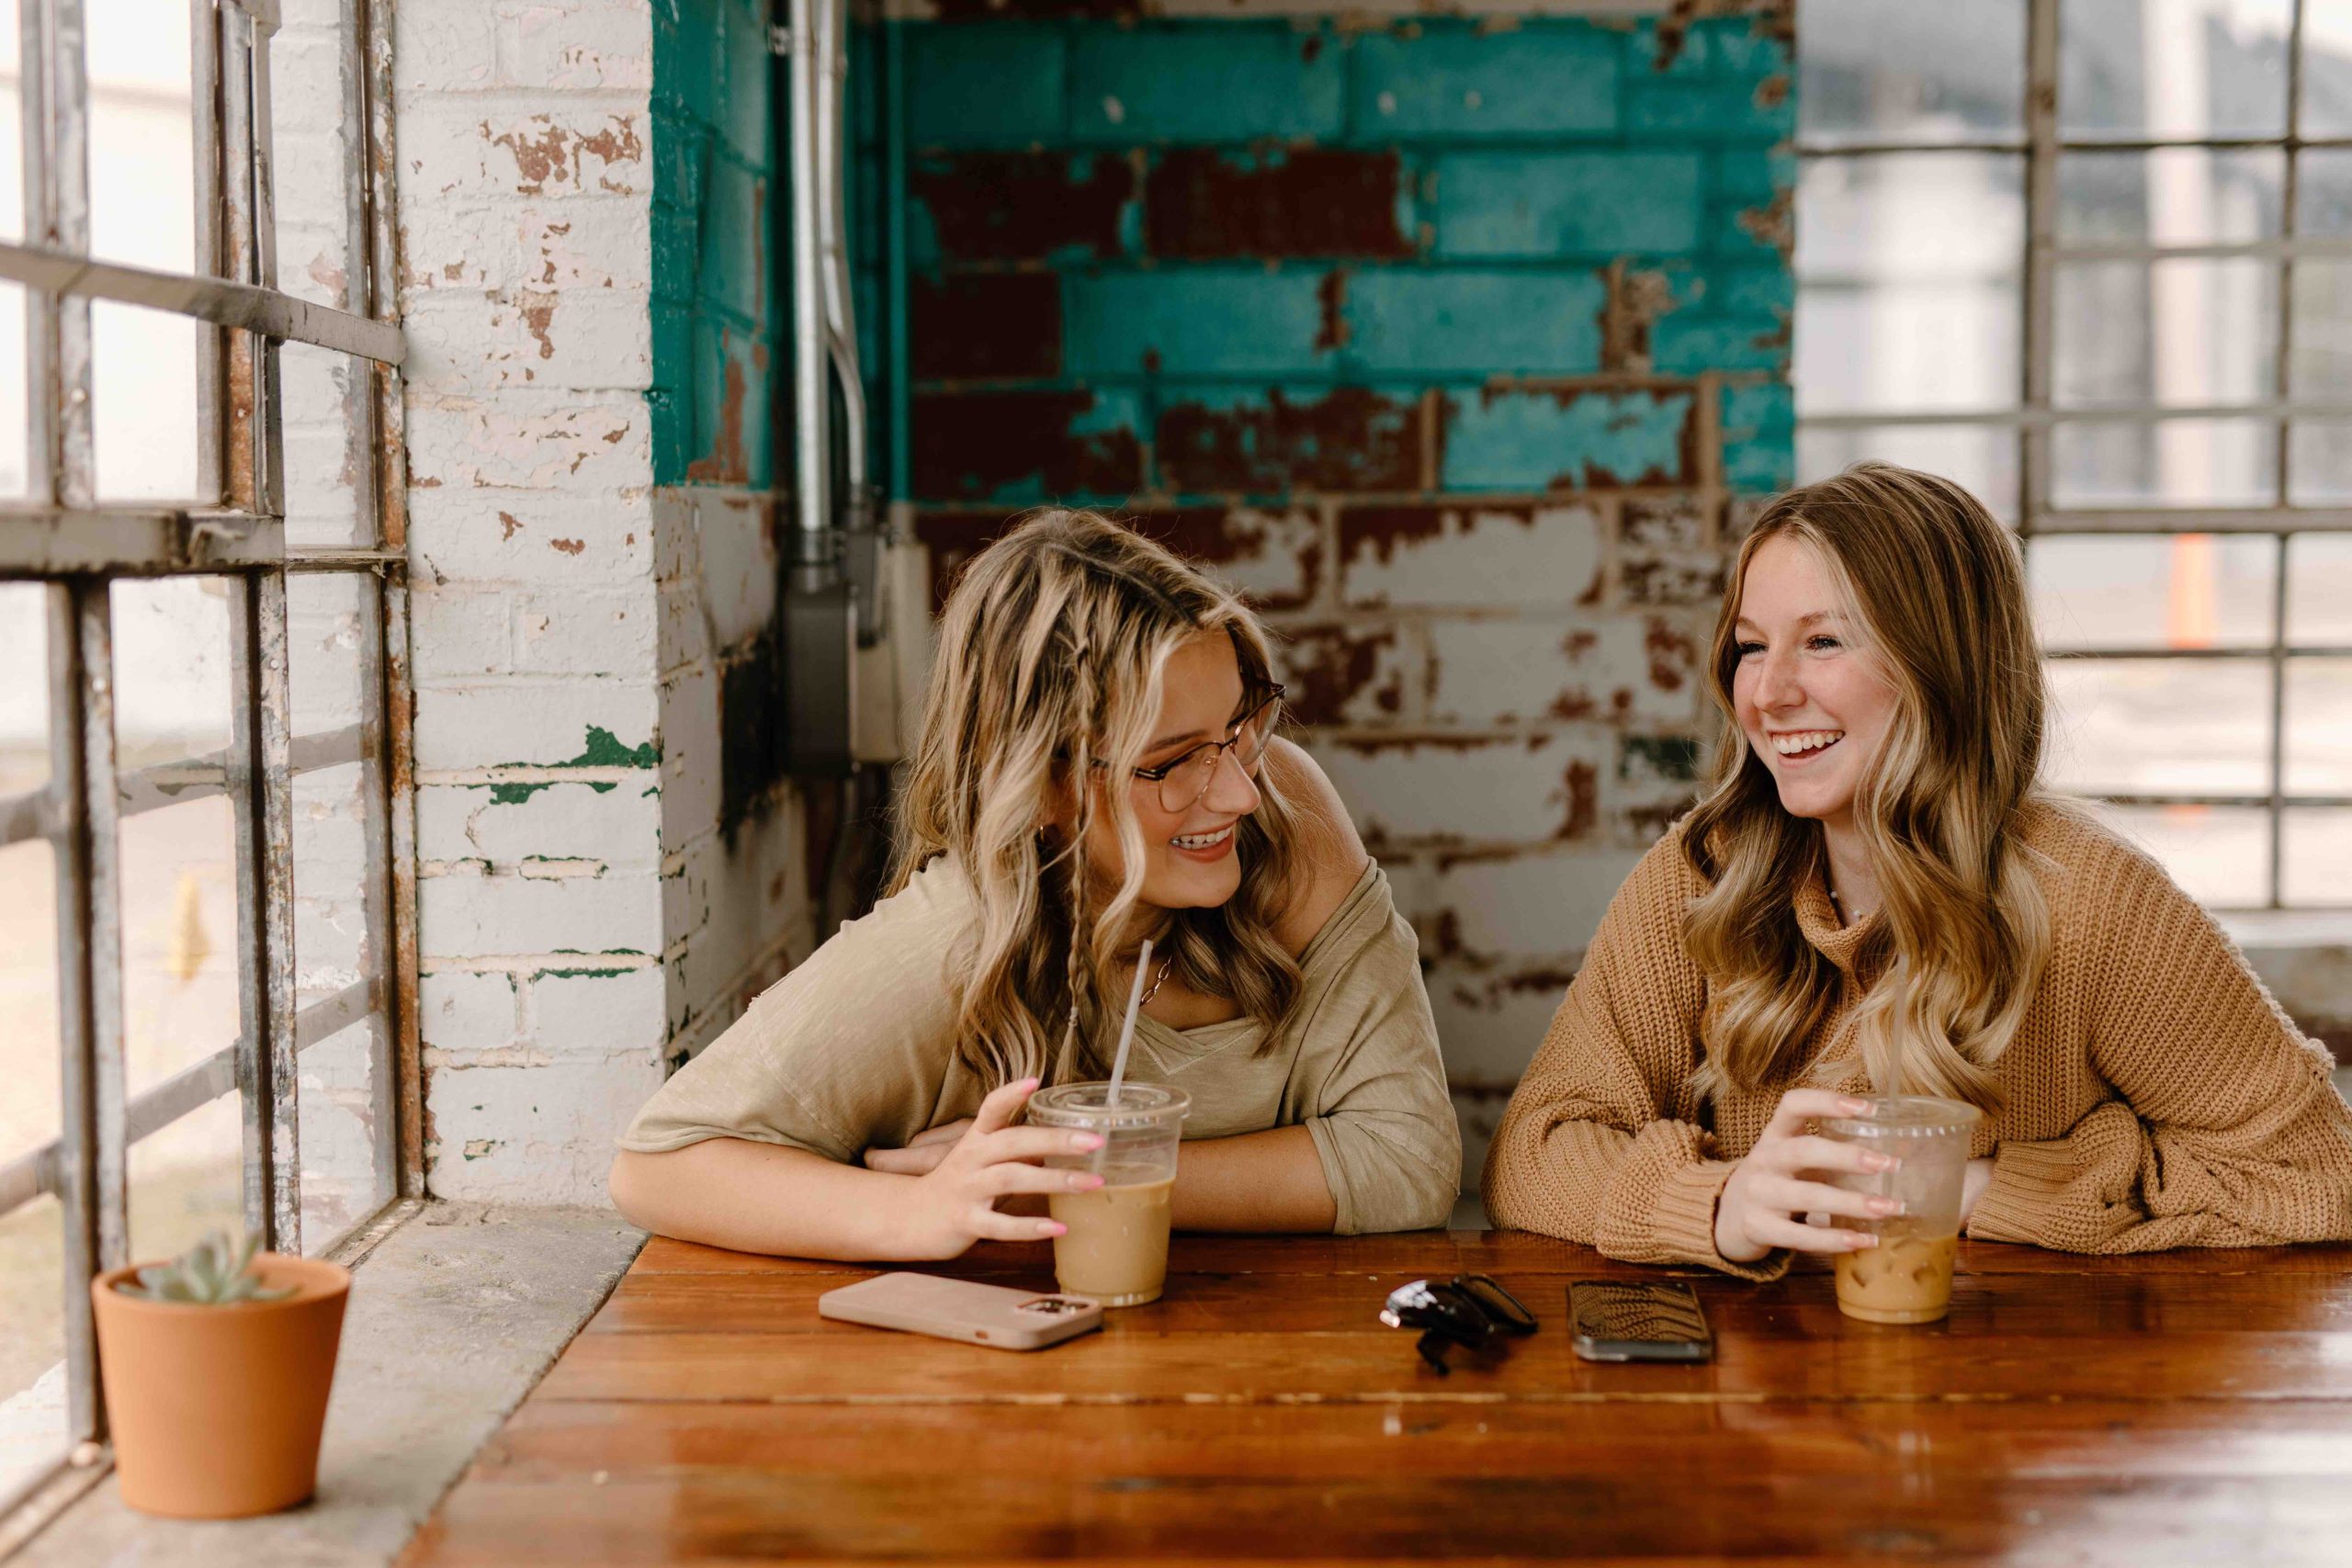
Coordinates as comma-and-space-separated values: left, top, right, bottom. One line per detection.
616, 856, 1461, 1235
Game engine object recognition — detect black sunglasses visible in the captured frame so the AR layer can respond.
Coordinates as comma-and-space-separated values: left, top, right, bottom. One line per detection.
1378, 1274, 1537, 1376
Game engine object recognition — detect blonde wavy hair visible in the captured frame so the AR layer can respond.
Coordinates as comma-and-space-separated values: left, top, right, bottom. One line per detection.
887, 510, 1304, 1088
1681, 462, 2061, 1112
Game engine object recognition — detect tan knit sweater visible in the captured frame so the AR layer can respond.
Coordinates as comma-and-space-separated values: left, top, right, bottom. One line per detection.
1482, 804, 2352, 1279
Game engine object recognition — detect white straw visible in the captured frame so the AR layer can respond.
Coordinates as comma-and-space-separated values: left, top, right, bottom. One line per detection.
1103, 938, 1152, 1110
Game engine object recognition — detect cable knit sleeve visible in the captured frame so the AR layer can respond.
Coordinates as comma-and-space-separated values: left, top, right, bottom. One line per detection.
1480, 829, 1788, 1280
1968, 837, 2352, 1253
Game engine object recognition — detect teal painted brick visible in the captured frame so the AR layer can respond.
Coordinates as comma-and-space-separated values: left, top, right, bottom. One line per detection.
1342, 268, 1606, 377
1652, 313, 1788, 374
650, 387, 691, 486
1444, 388, 1696, 490
907, 28, 1066, 149
1714, 148, 1798, 206
1069, 27, 1343, 145
1702, 265, 1795, 316
699, 156, 767, 327
654, 2, 722, 124
720, 0, 771, 168
1710, 194, 1791, 259
1623, 16, 1792, 80
1063, 269, 1329, 377
1721, 381, 1794, 494
650, 198, 698, 308
1433, 152, 1703, 257
1623, 77, 1793, 140
1624, 17, 1707, 78
650, 107, 706, 220
1350, 27, 1616, 139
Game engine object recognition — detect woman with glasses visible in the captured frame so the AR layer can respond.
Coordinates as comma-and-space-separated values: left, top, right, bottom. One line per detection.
608, 510, 1459, 1260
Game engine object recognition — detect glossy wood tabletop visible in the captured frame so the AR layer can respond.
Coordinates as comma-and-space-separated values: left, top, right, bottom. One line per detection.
402, 1231, 2352, 1565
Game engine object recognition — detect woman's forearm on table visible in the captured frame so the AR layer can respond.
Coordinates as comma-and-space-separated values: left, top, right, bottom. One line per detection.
609, 1139, 948, 1262
1170, 1124, 1338, 1234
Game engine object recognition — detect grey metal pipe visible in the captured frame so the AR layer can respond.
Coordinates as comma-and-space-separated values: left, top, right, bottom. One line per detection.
787, 0, 831, 565
814, 0, 865, 508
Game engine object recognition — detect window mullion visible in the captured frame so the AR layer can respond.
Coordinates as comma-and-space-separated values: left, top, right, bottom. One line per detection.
24, 0, 95, 509
228, 571, 302, 1254
2020, 0, 2059, 540
46, 580, 128, 1446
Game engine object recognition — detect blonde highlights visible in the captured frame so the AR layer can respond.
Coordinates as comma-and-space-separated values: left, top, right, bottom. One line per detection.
888, 510, 1303, 1088
1681, 462, 2061, 1112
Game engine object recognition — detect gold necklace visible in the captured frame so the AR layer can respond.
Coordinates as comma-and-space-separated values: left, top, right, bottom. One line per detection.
1136, 957, 1172, 1008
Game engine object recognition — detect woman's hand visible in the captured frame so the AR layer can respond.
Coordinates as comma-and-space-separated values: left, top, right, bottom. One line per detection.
889, 1078, 1109, 1259
1713, 1089, 1905, 1265
862, 1118, 973, 1177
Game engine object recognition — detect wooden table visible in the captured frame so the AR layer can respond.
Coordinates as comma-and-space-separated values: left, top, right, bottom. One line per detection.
404, 1231, 2352, 1564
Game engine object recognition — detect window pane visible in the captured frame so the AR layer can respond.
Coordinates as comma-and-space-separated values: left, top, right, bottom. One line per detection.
2281, 810, 2352, 906
2052, 416, 2278, 506
268, 0, 357, 310
2285, 657, 2352, 795
2295, 150, 2352, 237
0, 840, 60, 1174
288, 573, 391, 1254
2287, 535, 2352, 646
2047, 656, 2271, 795
92, 299, 200, 502
282, 343, 374, 551
2289, 261, 2352, 399
0, 581, 49, 799
0, 0, 20, 243
1797, 0, 2025, 145
2054, 259, 2277, 408
86, 0, 195, 272
111, 579, 238, 1103
1798, 423, 2020, 523
2061, 0, 2293, 142
0, 281, 27, 500
2057, 148, 2283, 245
2030, 534, 2277, 649
2090, 801, 2269, 906
129, 1088, 243, 1270
2301, 6, 2352, 140
2289, 419, 2352, 503
1795, 153, 2022, 416
0, 1194, 68, 1502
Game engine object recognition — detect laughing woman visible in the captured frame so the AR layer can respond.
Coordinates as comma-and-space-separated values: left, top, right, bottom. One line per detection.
1484, 461, 2352, 1277
608, 511, 1459, 1259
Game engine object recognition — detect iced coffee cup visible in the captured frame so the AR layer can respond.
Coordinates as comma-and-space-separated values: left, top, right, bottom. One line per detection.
1819, 1096, 1984, 1325
1028, 1082, 1191, 1308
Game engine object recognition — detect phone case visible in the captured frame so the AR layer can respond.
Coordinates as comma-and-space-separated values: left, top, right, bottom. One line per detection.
818, 1272, 1104, 1350
1567, 1280, 1713, 1363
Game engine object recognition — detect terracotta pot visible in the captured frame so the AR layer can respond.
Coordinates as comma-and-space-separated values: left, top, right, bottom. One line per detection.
90, 1254, 350, 1518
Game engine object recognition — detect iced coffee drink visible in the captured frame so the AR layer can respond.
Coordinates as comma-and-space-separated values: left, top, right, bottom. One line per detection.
1028, 1082, 1190, 1308
1818, 1096, 1983, 1326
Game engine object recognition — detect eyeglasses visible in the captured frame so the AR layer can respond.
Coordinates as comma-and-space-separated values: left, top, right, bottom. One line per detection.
1378, 1274, 1537, 1376
1130, 686, 1284, 815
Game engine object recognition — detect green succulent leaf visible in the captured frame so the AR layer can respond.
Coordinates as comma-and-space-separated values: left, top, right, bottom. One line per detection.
111, 1227, 291, 1305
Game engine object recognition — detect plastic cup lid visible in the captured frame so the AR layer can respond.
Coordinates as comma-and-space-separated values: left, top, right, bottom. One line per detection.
1026, 1080, 1193, 1130
1818, 1094, 1984, 1140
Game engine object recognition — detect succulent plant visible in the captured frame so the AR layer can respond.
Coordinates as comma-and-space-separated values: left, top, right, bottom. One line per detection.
114, 1230, 296, 1305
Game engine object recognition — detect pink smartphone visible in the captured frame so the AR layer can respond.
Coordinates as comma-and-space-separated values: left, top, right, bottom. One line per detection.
818, 1272, 1104, 1350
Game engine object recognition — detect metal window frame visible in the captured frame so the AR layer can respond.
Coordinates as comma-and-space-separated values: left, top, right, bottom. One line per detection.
1795, 0, 2352, 910
0, 0, 419, 1522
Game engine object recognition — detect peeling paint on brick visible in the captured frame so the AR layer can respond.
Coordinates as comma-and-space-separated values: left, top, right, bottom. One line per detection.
1598, 260, 1679, 375
1315, 269, 1350, 354
911, 272, 1063, 379
684, 348, 748, 485
1736, 185, 1794, 259
1157, 385, 1423, 495
912, 388, 1143, 502
1652, 0, 1795, 73
911, 152, 1134, 263
1277, 623, 1408, 727
1143, 146, 1412, 261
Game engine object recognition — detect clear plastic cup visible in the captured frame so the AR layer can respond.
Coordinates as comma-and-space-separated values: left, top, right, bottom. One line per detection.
1028, 1082, 1192, 1307
1818, 1095, 1984, 1325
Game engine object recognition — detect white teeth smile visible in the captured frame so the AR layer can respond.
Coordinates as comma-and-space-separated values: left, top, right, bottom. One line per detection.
1170, 825, 1234, 851
1771, 729, 1844, 757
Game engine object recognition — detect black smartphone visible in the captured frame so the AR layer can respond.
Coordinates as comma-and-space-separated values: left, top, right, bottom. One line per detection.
1568, 1280, 1713, 1362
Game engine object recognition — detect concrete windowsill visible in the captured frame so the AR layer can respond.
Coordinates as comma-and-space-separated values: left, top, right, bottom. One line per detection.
17, 1202, 645, 1568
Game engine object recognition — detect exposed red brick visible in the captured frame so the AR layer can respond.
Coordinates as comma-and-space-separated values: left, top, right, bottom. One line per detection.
1144, 147, 1413, 260
1157, 387, 1422, 495
1274, 624, 1405, 727
910, 152, 1133, 263
1131, 507, 1323, 610
1621, 550, 1727, 606
1560, 758, 1600, 840
1622, 495, 1710, 548
684, 346, 748, 485
911, 389, 1143, 503
1316, 269, 1350, 354
910, 273, 1062, 380
931, 0, 1141, 17
1645, 617, 1702, 694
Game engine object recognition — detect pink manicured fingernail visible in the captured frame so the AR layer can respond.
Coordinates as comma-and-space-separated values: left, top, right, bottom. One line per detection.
1838, 1100, 1869, 1115
1017, 1077, 1040, 1091
1848, 1233, 1878, 1249
1866, 1153, 1897, 1172
1074, 1134, 1104, 1150
1077, 1174, 1105, 1190
1044, 1223, 1068, 1236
